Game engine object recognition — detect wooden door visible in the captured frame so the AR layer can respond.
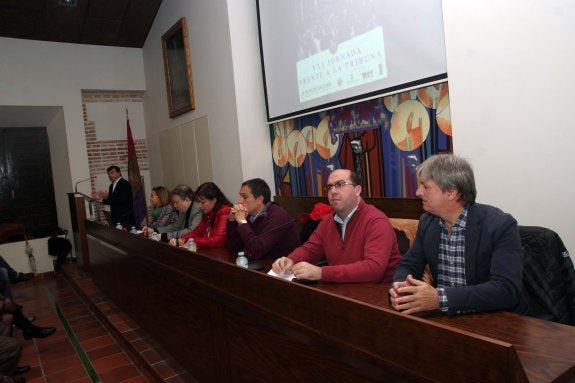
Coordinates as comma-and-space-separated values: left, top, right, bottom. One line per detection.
0, 128, 58, 237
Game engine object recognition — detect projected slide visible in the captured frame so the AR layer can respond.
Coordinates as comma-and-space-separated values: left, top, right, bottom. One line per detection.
297, 27, 387, 103
258, 0, 447, 121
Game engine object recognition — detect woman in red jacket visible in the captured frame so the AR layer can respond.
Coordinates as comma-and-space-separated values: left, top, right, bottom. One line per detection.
170, 182, 232, 249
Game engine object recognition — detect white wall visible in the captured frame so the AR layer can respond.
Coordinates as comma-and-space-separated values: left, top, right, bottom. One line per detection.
0, 238, 60, 275
142, 0, 271, 201
46, 108, 73, 235
0, 37, 146, 234
228, 0, 274, 184
442, 0, 575, 257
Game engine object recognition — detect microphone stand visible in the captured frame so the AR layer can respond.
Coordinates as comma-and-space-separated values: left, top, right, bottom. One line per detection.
142, 175, 149, 228
74, 176, 95, 219
75, 177, 93, 193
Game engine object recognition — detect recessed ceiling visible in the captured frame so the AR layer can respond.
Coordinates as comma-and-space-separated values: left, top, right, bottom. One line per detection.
0, 0, 162, 48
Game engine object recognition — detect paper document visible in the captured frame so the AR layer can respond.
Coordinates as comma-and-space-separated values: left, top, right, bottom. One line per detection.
267, 269, 294, 281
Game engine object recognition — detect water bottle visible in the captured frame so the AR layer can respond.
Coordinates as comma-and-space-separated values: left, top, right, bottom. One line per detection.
130, 226, 137, 234
187, 238, 197, 252
236, 251, 248, 268
115, 222, 123, 230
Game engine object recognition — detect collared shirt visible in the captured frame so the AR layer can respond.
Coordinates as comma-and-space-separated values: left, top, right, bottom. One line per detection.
333, 205, 358, 240
436, 206, 468, 312
249, 202, 269, 223
111, 177, 122, 192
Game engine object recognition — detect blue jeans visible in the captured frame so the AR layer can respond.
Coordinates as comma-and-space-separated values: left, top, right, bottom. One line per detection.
0, 268, 12, 299
0, 257, 17, 283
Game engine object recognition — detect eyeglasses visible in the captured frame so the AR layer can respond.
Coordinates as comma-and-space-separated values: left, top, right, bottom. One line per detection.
323, 181, 357, 192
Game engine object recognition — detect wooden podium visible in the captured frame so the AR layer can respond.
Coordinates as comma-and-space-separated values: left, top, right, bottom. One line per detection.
67, 192, 91, 269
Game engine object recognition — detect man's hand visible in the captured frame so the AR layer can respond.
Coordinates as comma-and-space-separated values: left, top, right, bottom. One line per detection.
272, 257, 294, 274
230, 203, 248, 223
389, 277, 415, 306
389, 274, 439, 314
292, 262, 322, 281
91, 191, 107, 200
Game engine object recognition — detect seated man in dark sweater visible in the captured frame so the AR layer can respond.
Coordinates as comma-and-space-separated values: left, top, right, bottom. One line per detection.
226, 178, 300, 260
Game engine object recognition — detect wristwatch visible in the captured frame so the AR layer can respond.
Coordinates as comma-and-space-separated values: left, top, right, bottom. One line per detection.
239, 219, 248, 225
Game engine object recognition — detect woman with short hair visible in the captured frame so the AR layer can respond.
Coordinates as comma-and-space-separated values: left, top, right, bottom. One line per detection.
143, 186, 177, 230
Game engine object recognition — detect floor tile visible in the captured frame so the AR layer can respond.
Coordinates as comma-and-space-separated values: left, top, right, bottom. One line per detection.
11, 273, 151, 383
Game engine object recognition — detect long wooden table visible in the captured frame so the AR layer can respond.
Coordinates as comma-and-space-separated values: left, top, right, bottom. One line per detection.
85, 221, 575, 382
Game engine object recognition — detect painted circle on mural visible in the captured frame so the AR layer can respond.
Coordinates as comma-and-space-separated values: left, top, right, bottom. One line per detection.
272, 135, 288, 167
390, 100, 430, 152
436, 93, 452, 136
384, 92, 413, 113
300, 126, 316, 154
286, 130, 307, 167
418, 83, 449, 110
315, 116, 339, 159
273, 119, 294, 138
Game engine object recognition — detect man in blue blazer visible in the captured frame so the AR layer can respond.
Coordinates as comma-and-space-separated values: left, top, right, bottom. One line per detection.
390, 154, 529, 316
92, 165, 135, 227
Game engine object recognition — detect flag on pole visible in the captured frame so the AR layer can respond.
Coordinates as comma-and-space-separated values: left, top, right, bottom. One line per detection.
126, 110, 147, 226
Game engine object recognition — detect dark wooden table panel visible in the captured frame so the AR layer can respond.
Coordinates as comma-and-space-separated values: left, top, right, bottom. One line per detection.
86, 221, 575, 383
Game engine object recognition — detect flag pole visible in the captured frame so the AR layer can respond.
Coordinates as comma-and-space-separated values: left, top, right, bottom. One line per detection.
141, 175, 149, 227
126, 108, 148, 227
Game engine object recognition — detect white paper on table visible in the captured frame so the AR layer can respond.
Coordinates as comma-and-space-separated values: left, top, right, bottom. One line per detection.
267, 269, 294, 281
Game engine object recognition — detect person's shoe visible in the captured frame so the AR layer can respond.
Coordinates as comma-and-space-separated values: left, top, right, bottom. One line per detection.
12, 366, 30, 375
13, 273, 34, 284
22, 326, 55, 340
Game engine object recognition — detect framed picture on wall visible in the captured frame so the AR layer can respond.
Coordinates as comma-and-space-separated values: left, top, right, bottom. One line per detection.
161, 17, 195, 118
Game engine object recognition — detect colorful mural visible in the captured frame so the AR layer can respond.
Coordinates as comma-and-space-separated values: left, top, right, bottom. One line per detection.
271, 82, 452, 197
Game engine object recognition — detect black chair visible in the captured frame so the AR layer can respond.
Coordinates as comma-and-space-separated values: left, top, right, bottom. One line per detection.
47, 229, 73, 272
520, 226, 575, 326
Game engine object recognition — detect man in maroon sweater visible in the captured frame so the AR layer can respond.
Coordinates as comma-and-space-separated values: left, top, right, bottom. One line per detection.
226, 178, 300, 260
272, 169, 401, 283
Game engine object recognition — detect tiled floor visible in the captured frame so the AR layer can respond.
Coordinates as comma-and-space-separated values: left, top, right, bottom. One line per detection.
11, 273, 151, 383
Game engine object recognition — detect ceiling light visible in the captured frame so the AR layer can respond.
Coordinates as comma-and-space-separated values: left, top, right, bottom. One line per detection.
58, 0, 78, 7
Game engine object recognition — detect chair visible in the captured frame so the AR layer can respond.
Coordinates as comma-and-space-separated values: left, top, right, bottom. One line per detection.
389, 218, 419, 255
47, 229, 73, 272
520, 226, 575, 326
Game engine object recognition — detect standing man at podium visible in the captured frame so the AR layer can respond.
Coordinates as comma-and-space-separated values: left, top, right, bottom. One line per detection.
92, 165, 135, 227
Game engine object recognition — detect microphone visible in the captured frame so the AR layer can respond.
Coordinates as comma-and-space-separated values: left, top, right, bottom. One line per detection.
75, 176, 94, 193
